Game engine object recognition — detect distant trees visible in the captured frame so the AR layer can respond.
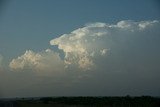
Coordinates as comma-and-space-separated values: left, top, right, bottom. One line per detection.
40, 97, 53, 104
7, 96, 155, 107
38, 96, 160, 107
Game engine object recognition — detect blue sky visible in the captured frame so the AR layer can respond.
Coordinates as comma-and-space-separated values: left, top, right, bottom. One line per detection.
0, 0, 160, 97
0, 0, 160, 60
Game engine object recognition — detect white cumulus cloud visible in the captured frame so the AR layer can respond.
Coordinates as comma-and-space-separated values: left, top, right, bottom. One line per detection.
9, 49, 64, 74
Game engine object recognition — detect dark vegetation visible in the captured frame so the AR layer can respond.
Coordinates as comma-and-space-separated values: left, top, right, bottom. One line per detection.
0, 96, 160, 107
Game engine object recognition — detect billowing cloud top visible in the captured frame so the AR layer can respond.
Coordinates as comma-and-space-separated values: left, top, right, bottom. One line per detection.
50, 20, 159, 70
9, 49, 64, 74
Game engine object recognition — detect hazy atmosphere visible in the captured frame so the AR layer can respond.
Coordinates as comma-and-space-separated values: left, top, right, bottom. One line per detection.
0, 0, 160, 98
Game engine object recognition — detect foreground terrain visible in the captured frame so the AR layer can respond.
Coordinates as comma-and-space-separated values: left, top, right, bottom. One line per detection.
0, 96, 160, 107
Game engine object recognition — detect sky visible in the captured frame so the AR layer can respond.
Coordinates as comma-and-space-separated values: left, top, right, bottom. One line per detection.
0, 0, 160, 98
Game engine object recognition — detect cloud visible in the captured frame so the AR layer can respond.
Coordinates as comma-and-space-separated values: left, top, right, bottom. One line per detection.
50, 20, 160, 70
4, 20, 160, 97
10, 20, 160, 72
100, 49, 108, 56
9, 49, 64, 74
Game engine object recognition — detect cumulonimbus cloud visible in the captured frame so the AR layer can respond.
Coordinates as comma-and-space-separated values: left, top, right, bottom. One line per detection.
50, 20, 159, 70
5, 20, 160, 97
9, 20, 160, 72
